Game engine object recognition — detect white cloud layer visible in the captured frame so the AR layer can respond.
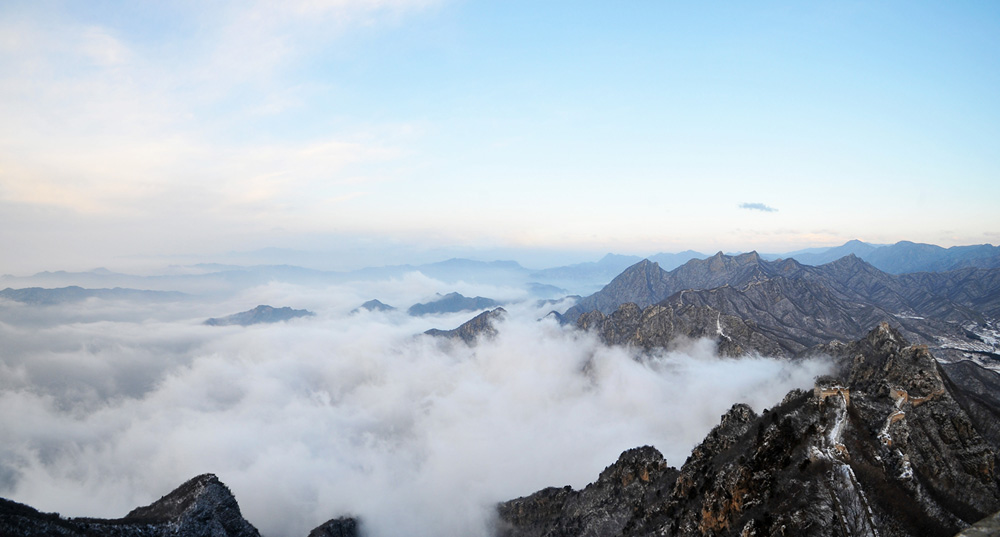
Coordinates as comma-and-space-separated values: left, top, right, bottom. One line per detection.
0, 282, 832, 537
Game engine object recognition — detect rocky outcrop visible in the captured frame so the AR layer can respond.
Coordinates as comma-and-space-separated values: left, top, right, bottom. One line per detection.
204, 305, 314, 326
0, 474, 260, 537
497, 446, 679, 537
425, 307, 507, 344
307, 516, 359, 537
497, 324, 1000, 537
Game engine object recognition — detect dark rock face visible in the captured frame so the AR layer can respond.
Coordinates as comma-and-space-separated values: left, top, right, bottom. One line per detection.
425, 307, 507, 345
956, 510, 1000, 536
943, 360, 1000, 450
407, 292, 499, 316
578, 302, 783, 357
0, 473, 260, 537
307, 516, 359, 537
497, 325, 1000, 537
352, 299, 396, 313
497, 446, 679, 537
204, 305, 314, 326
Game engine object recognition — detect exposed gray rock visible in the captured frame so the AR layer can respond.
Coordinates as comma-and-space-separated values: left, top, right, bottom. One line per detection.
425, 307, 507, 345
0, 473, 260, 537
307, 516, 359, 537
497, 446, 678, 537
578, 302, 784, 357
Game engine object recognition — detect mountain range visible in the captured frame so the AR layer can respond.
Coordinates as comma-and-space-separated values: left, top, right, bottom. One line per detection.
2, 240, 997, 299
562, 252, 1000, 363
4, 240, 1000, 536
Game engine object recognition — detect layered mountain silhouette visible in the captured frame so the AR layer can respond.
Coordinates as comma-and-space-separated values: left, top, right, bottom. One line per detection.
778, 240, 1000, 274
204, 305, 315, 326
407, 292, 499, 316
497, 325, 1000, 537
0, 286, 186, 305
565, 252, 1000, 359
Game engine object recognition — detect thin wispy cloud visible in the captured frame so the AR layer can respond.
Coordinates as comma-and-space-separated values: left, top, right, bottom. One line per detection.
739, 202, 778, 213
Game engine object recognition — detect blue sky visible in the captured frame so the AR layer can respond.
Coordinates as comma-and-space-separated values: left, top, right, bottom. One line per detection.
1, 1, 998, 271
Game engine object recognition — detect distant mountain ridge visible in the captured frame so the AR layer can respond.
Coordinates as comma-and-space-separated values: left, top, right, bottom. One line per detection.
769, 239, 1000, 274
407, 292, 499, 316
0, 286, 186, 305
204, 305, 315, 326
565, 252, 1000, 359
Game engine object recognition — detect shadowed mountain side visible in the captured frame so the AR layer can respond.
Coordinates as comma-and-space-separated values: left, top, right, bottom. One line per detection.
424, 307, 507, 345
498, 324, 1000, 537
863, 241, 1000, 274
562, 252, 799, 323
578, 303, 785, 357
307, 517, 360, 537
0, 474, 260, 537
942, 360, 1000, 451
497, 446, 679, 537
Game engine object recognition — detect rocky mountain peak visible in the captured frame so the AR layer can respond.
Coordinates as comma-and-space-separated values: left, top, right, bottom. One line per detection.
595, 446, 672, 488
126, 473, 226, 521
123, 473, 260, 536
424, 307, 507, 344
733, 251, 762, 265
1, 473, 261, 537
307, 516, 359, 537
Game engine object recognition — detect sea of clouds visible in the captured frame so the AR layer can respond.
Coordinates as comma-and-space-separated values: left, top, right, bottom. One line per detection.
0, 274, 832, 537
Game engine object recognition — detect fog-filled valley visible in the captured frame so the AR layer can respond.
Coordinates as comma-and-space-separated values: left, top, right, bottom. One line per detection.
0, 270, 833, 537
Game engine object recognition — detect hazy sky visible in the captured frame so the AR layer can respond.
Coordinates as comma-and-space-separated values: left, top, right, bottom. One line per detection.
1, 1, 998, 271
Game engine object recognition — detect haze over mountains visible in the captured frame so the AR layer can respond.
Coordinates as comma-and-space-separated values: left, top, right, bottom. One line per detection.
2, 239, 1000, 537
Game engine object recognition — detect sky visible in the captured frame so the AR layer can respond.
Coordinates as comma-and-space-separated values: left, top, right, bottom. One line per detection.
1, 0, 999, 272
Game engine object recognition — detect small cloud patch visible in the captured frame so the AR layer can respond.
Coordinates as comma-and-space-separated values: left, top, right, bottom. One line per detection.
740, 202, 777, 213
